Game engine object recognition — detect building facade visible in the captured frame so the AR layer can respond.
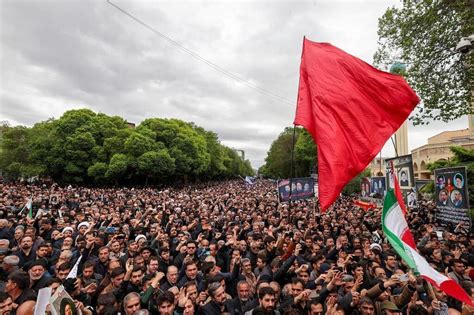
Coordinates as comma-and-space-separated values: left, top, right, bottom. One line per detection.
411, 128, 474, 179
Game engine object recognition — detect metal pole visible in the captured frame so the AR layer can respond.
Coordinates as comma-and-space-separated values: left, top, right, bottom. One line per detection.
289, 125, 297, 205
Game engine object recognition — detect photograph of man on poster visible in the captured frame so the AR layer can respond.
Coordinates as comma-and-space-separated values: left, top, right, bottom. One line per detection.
454, 173, 464, 189
398, 168, 410, 187
451, 190, 463, 208
438, 189, 449, 206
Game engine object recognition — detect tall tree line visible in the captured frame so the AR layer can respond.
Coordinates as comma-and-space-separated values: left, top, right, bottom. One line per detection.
0, 109, 254, 185
258, 127, 317, 179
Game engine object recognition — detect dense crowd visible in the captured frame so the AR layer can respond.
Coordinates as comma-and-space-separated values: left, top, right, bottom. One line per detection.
0, 180, 472, 315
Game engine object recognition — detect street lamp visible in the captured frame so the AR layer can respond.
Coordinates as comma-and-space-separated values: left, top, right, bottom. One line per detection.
455, 35, 474, 135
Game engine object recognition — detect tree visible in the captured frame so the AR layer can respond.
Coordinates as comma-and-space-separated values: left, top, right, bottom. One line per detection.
106, 153, 128, 184
137, 150, 175, 184
1, 109, 252, 184
342, 168, 372, 195
259, 127, 316, 179
88, 162, 108, 183
374, 0, 473, 125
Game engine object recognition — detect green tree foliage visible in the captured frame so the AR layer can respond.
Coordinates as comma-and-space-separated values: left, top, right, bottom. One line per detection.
0, 109, 253, 185
374, 0, 473, 125
138, 150, 175, 184
342, 168, 372, 195
428, 146, 474, 206
259, 127, 317, 179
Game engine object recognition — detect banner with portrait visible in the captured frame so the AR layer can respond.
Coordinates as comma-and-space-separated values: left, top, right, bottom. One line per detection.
370, 176, 386, 198
434, 166, 470, 227
277, 177, 315, 202
360, 177, 371, 197
385, 155, 415, 207
49, 285, 77, 315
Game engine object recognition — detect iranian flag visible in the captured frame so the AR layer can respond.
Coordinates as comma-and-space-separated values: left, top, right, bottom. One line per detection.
382, 180, 473, 306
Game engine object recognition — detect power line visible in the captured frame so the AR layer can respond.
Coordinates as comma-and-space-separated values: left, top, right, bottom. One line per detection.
106, 0, 293, 105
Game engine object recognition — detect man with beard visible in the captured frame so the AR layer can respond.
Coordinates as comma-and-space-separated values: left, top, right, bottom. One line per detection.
358, 297, 375, 315
94, 246, 110, 277
245, 287, 279, 315
39, 218, 54, 242
121, 240, 139, 265
158, 248, 172, 274
201, 282, 229, 314
125, 266, 144, 294
28, 260, 51, 291
226, 280, 258, 315
13, 236, 34, 268
146, 256, 159, 276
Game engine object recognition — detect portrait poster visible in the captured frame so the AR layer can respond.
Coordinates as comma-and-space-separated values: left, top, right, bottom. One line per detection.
360, 177, 371, 197
385, 155, 415, 206
434, 166, 470, 227
277, 177, 314, 202
370, 176, 386, 198
49, 285, 79, 315
49, 194, 59, 205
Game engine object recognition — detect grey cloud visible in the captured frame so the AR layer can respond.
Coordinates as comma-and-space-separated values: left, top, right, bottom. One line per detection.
3, 0, 454, 169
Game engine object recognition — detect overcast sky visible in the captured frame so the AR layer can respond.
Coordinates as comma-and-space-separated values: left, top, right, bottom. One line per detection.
0, 0, 468, 168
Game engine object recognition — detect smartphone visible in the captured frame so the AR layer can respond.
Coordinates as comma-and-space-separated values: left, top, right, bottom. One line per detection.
398, 274, 409, 282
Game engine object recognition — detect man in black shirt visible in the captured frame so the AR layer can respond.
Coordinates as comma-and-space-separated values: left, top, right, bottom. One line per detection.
5, 271, 36, 314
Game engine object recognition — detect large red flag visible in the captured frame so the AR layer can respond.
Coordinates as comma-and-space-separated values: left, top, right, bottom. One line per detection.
294, 38, 419, 210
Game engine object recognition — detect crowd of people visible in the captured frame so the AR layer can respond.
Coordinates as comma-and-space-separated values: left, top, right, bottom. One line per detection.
0, 180, 472, 315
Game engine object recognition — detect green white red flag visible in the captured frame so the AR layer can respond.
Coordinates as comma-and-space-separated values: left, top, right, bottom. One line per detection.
382, 178, 473, 306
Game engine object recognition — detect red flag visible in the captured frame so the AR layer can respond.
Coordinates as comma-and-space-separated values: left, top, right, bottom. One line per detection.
294, 38, 419, 210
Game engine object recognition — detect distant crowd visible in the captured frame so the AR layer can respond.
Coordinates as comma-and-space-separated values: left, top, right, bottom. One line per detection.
0, 180, 472, 315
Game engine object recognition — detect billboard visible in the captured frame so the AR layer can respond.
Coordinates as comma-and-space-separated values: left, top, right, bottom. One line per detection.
278, 177, 315, 202
371, 176, 386, 197
434, 166, 470, 227
360, 177, 371, 197
385, 155, 415, 207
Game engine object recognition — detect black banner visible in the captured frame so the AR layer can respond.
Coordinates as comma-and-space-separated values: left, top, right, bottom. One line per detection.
370, 176, 386, 198
434, 167, 470, 227
277, 177, 315, 202
385, 155, 415, 207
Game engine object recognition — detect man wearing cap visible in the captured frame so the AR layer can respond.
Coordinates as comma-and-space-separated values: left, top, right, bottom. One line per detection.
365, 272, 416, 315
28, 260, 51, 291
380, 301, 401, 315
77, 222, 90, 236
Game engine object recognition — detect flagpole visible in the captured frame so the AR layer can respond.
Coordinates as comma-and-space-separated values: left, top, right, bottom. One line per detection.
289, 125, 297, 205
390, 162, 439, 303
390, 136, 399, 157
